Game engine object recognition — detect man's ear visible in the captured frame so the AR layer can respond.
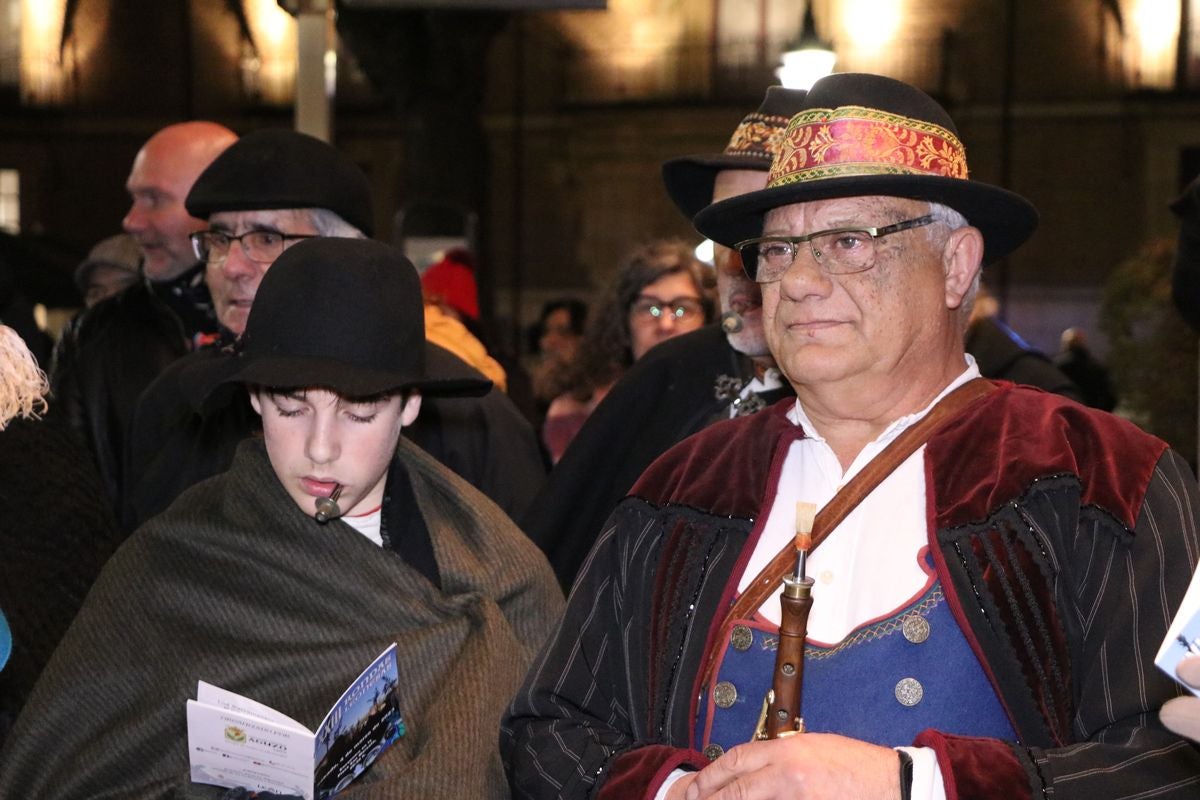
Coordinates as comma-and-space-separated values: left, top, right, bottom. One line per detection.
248, 389, 263, 417
942, 225, 984, 311
400, 392, 422, 427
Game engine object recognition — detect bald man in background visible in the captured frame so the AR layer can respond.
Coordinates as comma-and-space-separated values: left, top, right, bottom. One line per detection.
51, 121, 237, 510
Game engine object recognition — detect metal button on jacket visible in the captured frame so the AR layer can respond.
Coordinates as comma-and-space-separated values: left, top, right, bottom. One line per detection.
713, 681, 738, 709
895, 677, 924, 707
730, 625, 753, 651
902, 615, 930, 644
704, 744, 725, 761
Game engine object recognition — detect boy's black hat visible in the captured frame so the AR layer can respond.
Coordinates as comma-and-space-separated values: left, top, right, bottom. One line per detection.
190, 237, 491, 405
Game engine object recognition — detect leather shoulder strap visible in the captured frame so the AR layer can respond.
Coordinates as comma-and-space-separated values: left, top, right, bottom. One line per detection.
714, 378, 995, 650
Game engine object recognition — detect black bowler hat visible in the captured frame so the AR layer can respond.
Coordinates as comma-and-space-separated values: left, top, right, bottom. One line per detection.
185, 129, 375, 236
191, 238, 491, 405
661, 86, 808, 220
694, 73, 1038, 265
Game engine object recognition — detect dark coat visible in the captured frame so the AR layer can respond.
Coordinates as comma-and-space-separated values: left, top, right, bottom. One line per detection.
966, 317, 1081, 400
50, 268, 216, 507
0, 412, 121, 747
522, 324, 793, 588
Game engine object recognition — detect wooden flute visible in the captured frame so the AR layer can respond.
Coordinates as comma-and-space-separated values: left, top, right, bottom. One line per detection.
754, 502, 816, 740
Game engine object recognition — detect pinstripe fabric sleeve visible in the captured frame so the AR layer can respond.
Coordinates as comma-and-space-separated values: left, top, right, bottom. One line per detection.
501, 499, 730, 800
923, 449, 1200, 799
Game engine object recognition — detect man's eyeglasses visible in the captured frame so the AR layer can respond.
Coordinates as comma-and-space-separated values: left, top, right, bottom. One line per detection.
629, 296, 705, 323
190, 230, 317, 265
735, 215, 937, 283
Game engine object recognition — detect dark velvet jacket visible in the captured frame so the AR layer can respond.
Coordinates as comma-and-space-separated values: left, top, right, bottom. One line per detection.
503, 384, 1200, 800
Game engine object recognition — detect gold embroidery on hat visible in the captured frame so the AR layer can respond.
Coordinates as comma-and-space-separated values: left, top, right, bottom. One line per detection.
768, 106, 968, 188
724, 113, 791, 159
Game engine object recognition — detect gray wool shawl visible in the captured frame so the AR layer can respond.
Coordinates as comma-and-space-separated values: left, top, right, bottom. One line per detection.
0, 437, 563, 799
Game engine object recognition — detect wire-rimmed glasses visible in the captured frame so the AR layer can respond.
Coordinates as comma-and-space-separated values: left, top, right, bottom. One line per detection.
190, 230, 318, 265
735, 214, 937, 283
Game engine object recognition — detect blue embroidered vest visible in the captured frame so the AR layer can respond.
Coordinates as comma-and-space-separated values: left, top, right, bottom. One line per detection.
695, 581, 1015, 758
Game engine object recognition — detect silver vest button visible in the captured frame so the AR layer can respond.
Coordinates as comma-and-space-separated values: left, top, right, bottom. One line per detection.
902, 615, 930, 644
895, 677, 924, 707
703, 743, 725, 761
730, 624, 753, 651
713, 680, 738, 709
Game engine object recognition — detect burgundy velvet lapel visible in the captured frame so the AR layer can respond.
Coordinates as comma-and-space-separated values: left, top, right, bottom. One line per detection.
629, 399, 799, 519
926, 383, 1168, 749
927, 383, 1166, 532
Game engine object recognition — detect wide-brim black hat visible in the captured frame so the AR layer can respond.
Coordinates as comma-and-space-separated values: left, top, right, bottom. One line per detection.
661, 87, 808, 220
185, 129, 375, 236
693, 73, 1038, 265
187, 237, 491, 407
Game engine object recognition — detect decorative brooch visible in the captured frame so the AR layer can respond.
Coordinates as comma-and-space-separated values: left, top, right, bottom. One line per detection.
714, 374, 767, 417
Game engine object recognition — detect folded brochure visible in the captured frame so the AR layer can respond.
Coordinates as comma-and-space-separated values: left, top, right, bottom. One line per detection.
1157, 566, 1200, 698
187, 643, 405, 800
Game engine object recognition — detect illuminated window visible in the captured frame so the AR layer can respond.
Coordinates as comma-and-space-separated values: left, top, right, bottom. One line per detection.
1127, 0, 1180, 88
0, 169, 19, 233
19, 0, 69, 104
241, 0, 297, 106
715, 0, 808, 73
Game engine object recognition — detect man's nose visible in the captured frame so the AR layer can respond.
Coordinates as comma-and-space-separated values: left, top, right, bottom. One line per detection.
220, 240, 261, 279
305, 415, 340, 465
780, 244, 832, 293
122, 204, 145, 235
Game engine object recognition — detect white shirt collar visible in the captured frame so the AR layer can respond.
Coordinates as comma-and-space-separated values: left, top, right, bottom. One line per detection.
788, 355, 980, 444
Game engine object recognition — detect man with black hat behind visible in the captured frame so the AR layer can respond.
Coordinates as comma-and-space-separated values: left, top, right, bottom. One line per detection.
125, 129, 545, 530
0, 238, 562, 798
504, 74, 1200, 799
523, 86, 805, 588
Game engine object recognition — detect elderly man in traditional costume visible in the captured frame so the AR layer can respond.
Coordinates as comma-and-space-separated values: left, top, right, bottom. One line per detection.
503, 73, 1200, 799
0, 238, 562, 798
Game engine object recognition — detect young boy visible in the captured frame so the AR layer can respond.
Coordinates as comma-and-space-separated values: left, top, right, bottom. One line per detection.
0, 238, 562, 799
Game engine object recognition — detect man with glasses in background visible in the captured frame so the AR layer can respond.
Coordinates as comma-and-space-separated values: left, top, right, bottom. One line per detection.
504, 73, 1200, 800
125, 129, 544, 530
523, 86, 806, 588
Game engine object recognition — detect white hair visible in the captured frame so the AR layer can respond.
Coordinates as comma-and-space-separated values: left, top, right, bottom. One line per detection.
923, 202, 981, 328
306, 208, 366, 239
927, 201, 968, 234
0, 326, 48, 430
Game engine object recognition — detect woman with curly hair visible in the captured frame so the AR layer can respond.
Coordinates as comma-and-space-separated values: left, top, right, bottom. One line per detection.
542, 239, 714, 462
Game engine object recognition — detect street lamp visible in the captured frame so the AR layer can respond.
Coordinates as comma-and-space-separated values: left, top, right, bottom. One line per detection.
776, 3, 837, 90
